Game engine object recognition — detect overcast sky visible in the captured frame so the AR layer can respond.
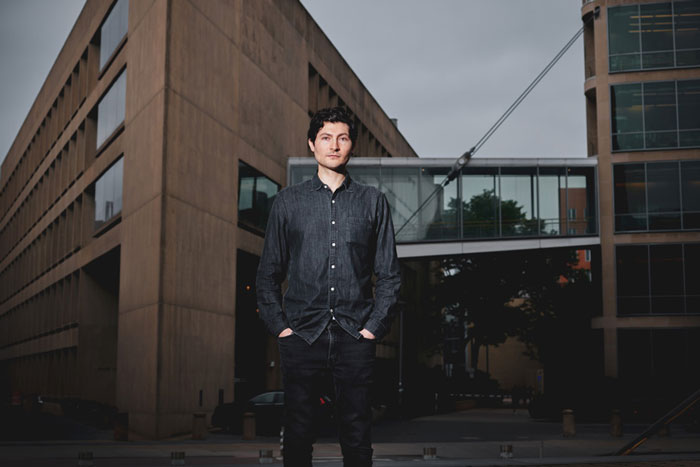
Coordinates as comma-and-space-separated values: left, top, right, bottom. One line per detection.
0, 0, 586, 168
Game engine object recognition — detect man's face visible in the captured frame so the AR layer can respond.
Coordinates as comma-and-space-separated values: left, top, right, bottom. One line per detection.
308, 121, 353, 172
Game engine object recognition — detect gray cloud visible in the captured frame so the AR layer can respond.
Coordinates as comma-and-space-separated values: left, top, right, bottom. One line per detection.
1, 0, 587, 170
0, 0, 86, 167
299, 0, 586, 158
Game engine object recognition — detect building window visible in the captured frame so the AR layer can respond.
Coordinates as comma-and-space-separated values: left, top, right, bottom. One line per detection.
238, 161, 279, 234
608, 1, 700, 73
614, 161, 699, 232
95, 157, 123, 230
96, 69, 126, 149
618, 328, 700, 390
100, 0, 129, 71
611, 80, 700, 151
616, 242, 699, 316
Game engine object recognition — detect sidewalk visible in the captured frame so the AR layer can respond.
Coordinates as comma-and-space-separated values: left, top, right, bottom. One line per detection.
1, 408, 699, 466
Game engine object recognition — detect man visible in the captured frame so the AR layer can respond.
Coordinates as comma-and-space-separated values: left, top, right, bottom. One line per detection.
256, 107, 401, 466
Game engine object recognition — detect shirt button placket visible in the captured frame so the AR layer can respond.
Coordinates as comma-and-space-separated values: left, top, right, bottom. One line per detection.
329, 189, 337, 320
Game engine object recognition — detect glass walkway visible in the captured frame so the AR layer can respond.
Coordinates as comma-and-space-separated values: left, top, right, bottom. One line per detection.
288, 157, 599, 258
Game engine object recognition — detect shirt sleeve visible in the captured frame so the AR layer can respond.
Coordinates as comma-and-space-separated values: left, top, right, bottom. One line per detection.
255, 194, 290, 337
363, 192, 402, 340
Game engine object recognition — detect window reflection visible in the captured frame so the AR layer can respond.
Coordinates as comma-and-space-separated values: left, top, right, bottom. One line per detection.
608, 1, 700, 72
616, 243, 699, 316
614, 161, 699, 232
95, 157, 123, 230
100, 0, 129, 70
500, 168, 537, 237
288, 162, 597, 243
462, 169, 498, 238
612, 80, 700, 151
238, 161, 280, 233
96, 69, 126, 149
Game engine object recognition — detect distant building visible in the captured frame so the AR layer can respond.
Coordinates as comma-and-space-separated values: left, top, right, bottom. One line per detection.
0, 0, 416, 439
582, 0, 700, 391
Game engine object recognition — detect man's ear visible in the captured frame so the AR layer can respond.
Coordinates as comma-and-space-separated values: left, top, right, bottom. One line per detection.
308, 138, 315, 153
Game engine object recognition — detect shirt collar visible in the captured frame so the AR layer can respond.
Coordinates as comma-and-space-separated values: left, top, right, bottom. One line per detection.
309, 172, 354, 192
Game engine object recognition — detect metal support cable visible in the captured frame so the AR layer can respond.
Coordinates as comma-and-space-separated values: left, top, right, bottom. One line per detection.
396, 14, 594, 237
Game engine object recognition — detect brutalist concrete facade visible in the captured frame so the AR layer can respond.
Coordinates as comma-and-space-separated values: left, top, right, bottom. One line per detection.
0, 0, 417, 439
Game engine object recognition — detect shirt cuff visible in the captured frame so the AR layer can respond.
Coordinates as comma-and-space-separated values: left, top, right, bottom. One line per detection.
363, 319, 387, 341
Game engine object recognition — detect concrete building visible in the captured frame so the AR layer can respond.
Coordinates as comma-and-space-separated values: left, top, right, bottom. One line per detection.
582, 0, 700, 391
0, 0, 417, 439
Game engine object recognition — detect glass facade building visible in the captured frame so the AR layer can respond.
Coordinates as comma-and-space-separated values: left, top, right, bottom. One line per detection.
584, 0, 700, 384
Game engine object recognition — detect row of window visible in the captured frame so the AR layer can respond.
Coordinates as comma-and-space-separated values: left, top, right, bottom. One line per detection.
608, 1, 700, 72
289, 164, 597, 243
618, 328, 700, 387
614, 160, 700, 232
616, 242, 700, 316
611, 80, 700, 152
0, 0, 128, 221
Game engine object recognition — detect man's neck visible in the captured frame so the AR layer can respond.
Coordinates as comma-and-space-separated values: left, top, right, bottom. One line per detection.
317, 166, 346, 192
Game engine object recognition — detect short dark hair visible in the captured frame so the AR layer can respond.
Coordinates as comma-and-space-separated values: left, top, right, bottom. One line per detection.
307, 107, 357, 147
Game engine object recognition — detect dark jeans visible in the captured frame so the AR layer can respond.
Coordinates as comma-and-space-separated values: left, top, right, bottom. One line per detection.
278, 320, 375, 467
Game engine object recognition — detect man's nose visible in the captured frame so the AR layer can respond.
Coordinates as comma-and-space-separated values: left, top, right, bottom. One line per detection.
330, 138, 339, 151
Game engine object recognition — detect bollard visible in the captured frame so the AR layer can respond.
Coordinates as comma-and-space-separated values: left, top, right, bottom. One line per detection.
499, 444, 513, 459
610, 409, 623, 437
423, 447, 437, 459
259, 449, 274, 464
243, 412, 256, 440
114, 412, 129, 441
77, 451, 93, 467
192, 412, 207, 440
562, 409, 576, 437
171, 451, 185, 465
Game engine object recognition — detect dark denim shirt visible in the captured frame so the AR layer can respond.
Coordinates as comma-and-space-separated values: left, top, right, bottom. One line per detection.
256, 173, 401, 344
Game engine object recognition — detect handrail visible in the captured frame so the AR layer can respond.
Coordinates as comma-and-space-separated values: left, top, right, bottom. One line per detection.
615, 387, 700, 456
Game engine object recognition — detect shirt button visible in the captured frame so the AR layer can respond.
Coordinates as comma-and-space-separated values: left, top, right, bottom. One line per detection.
330, 308, 334, 312
332, 242, 336, 247
332, 200, 336, 204
331, 287, 335, 292
331, 264, 335, 269
331, 220, 336, 225
324, 185, 328, 189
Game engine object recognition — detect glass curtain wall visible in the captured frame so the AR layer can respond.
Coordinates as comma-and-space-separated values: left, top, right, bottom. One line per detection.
100, 0, 129, 70
614, 161, 700, 232
618, 328, 700, 390
608, 1, 700, 72
461, 168, 498, 238
616, 242, 699, 315
612, 80, 700, 151
288, 163, 596, 243
94, 157, 123, 230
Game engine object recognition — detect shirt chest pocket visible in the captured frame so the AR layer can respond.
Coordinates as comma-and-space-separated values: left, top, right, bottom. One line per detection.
345, 217, 373, 247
